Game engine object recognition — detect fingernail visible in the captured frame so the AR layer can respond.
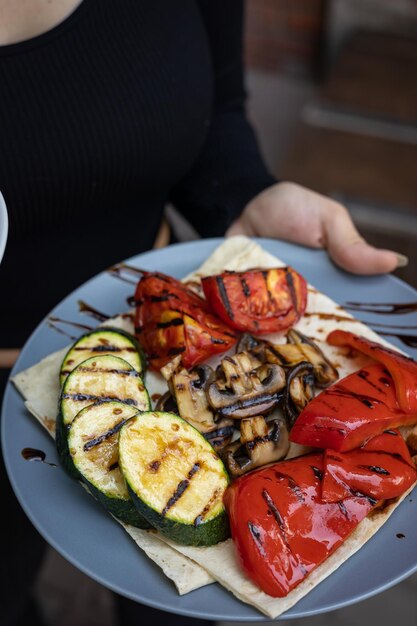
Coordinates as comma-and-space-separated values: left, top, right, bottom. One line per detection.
396, 253, 409, 268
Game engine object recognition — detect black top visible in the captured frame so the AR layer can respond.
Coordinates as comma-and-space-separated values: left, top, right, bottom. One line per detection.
0, 0, 275, 347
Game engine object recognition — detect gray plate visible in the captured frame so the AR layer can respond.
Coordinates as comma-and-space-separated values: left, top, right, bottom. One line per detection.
2, 238, 417, 621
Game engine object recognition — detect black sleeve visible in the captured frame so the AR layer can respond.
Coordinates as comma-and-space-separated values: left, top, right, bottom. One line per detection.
169, 0, 277, 238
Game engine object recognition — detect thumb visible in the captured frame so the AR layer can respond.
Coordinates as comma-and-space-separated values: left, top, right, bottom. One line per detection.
324, 205, 407, 275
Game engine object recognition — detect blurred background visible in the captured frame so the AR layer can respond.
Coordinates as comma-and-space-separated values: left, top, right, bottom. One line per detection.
35, 1, 417, 624
244, 0, 417, 289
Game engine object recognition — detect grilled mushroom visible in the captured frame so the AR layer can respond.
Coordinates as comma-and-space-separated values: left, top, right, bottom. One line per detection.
160, 355, 183, 382
236, 333, 266, 361
203, 417, 235, 452
155, 391, 178, 413
224, 415, 289, 477
207, 352, 285, 419
282, 361, 315, 427
170, 364, 217, 433
265, 329, 338, 387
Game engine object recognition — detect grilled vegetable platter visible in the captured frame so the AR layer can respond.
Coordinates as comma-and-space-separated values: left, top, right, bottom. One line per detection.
10, 236, 417, 619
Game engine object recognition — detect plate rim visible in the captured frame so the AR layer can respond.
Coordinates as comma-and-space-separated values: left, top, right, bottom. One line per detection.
3, 236, 417, 621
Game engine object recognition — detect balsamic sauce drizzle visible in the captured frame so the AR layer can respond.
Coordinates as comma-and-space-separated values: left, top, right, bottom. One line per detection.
345, 301, 417, 315
21, 448, 57, 467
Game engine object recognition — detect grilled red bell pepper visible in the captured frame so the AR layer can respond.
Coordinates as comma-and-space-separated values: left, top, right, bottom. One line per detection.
321, 429, 417, 503
201, 267, 307, 334
289, 363, 417, 451
134, 271, 237, 370
327, 330, 417, 414
224, 453, 376, 597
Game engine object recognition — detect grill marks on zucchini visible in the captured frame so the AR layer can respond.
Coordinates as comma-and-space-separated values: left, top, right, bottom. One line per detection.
60, 328, 145, 385
60, 354, 149, 427
68, 402, 151, 528
119, 412, 230, 546
56, 354, 150, 477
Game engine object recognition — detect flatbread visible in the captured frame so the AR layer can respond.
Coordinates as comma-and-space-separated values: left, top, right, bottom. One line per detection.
12, 235, 416, 617
13, 337, 213, 596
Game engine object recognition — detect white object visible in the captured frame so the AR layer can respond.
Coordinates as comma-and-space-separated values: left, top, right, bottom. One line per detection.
0, 191, 8, 264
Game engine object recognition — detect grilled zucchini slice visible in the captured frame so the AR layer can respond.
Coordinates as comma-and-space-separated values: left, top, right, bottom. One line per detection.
60, 328, 145, 386
119, 411, 230, 546
68, 402, 151, 528
57, 354, 150, 477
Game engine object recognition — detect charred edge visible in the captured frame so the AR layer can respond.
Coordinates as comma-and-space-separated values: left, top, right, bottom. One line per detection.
349, 488, 378, 506
275, 471, 305, 503
216, 276, 234, 319
311, 466, 323, 482
285, 268, 298, 309
248, 522, 266, 557
268, 345, 290, 365
161, 479, 190, 516
167, 347, 185, 356
156, 318, 184, 329
149, 294, 170, 302
379, 377, 391, 387
74, 367, 139, 377
73, 345, 137, 353
188, 462, 201, 479
360, 450, 413, 472
211, 337, 226, 344
357, 370, 386, 395
262, 489, 285, 530
262, 270, 274, 302
338, 501, 349, 518
204, 426, 234, 443
149, 460, 161, 473
241, 278, 250, 297
194, 487, 221, 526
63, 393, 138, 406
327, 386, 379, 409
83, 419, 130, 451
246, 426, 280, 450
220, 392, 278, 416
358, 465, 390, 475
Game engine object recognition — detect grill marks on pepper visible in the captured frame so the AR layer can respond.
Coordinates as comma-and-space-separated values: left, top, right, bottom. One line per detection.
260, 488, 308, 576
262, 489, 285, 531
216, 276, 234, 319
156, 318, 184, 329
358, 464, 390, 475
285, 268, 298, 310
160, 463, 201, 517
248, 522, 267, 557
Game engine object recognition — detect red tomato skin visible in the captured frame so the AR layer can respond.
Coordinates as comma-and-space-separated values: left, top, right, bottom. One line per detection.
289, 364, 417, 452
134, 272, 236, 370
224, 454, 375, 597
327, 330, 417, 414
201, 268, 307, 334
321, 430, 417, 503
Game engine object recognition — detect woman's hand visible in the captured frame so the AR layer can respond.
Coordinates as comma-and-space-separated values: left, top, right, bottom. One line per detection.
226, 182, 407, 275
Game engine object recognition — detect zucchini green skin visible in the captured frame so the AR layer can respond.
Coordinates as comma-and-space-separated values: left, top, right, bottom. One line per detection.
59, 327, 146, 387
57, 354, 150, 478
88, 481, 151, 528
126, 485, 229, 546
68, 402, 151, 528
119, 411, 230, 546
